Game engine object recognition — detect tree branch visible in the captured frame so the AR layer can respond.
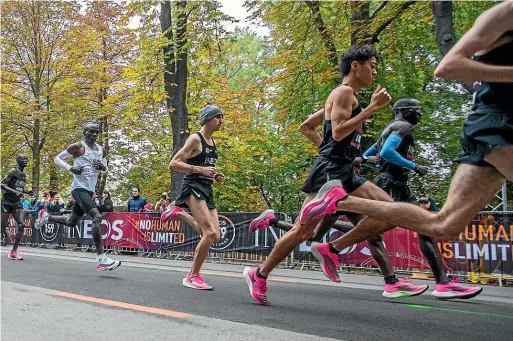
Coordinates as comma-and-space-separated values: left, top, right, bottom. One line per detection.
304, 0, 338, 69
371, 1, 389, 19
371, 1, 414, 44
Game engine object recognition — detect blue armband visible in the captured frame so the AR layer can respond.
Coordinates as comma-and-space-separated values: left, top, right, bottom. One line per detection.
363, 144, 378, 157
379, 134, 416, 170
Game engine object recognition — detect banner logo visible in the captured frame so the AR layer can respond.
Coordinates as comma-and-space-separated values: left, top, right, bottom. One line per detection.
211, 215, 235, 250
41, 222, 59, 242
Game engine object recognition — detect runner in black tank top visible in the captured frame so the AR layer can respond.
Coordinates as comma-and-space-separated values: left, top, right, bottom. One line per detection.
363, 98, 480, 297
297, 4, 512, 300
165, 105, 225, 291
456, 31, 513, 166
302, 99, 367, 195
1, 154, 33, 259
249, 104, 432, 300
242, 45, 402, 307
183, 132, 218, 184
318, 104, 363, 164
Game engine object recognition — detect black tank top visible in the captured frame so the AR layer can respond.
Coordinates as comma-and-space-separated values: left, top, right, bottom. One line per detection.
472, 34, 513, 114
318, 104, 363, 165
377, 120, 415, 181
2, 168, 27, 203
183, 132, 218, 183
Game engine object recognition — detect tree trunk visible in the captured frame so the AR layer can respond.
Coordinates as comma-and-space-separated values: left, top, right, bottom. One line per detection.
430, 1, 474, 93
304, 1, 338, 70
98, 114, 109, 194
160, 0, 189, 200
171, 0, 189, 199
350, 1, 371, 45
430, 1, 455, 57
32, 119, 41, 197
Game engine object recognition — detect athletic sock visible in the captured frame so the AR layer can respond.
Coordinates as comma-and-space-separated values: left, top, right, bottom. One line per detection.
384, 275, 399, 285
96, 253, 106, 262
328, 243, 339, 254
256, 267, 267, 279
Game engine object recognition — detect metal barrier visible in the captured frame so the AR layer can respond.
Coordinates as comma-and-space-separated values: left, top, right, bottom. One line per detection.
3, 211, 512, 285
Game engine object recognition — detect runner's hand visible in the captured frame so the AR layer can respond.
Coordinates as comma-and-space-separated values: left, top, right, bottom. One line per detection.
214, 172, 225, 184
70, 166, 84, 175
200, 167, 217, 178
370, 85, 392, 111
414, 164, 428, 176
366, 156, 379, 164
92, 160, 105, 171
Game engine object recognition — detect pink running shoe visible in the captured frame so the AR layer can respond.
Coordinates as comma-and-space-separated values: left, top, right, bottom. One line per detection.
249, 209, 276, 233
310, 242, 341, 283
299, 180, 348, 224
432, 280, 482, 299
243, 267, 270, 306
182, 274, 213, 290
161, 201, 183, 223
8, 251, 23, 260
382, 278, 429, 298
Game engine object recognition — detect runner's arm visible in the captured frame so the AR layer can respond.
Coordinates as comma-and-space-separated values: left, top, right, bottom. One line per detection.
363, 144, 378, 157
331, 87, 376, 141
169, 134, 203, 173
435, 2, 513, 82
54, 143, 81, 172
379, 123, 416, 170
299, 108, 324, 147
0, 170, 21, 195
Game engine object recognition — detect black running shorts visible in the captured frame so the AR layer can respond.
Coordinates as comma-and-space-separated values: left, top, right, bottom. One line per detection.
455, 112, 513, 167
302, 157, 366, 194
373, 172, 414, 203
71, 188, 96, 216
1, 199, 23, 215
175, 181, 216, 210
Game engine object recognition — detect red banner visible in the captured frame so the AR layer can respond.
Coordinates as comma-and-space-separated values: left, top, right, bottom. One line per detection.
6, 211, 513, 275
299, 212, 513, 275
76, 213, 186, 249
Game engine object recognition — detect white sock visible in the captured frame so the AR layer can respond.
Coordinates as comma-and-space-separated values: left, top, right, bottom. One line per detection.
96, 253, 106, 262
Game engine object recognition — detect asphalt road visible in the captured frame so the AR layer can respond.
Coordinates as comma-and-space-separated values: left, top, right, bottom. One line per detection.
1, 248, 513, 341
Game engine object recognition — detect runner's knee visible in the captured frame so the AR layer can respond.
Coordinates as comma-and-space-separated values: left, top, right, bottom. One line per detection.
429, 214, 459, 239
293, 223, 315, 240
203, 226, 219, 242
367, 234, 383, 247
91, 215, 102, 226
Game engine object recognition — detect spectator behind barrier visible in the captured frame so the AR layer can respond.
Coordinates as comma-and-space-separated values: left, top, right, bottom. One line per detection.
48, 193, 65, 214
65, 194, 75, 210
98, 190, 114, 213
155, 192, 170, 213
29, 195, 44, 218
143, 202, 153, 211
37, 191, 52, 218
127, 186, 147, 212
21, 197, 32, 210
418, 196, 439, 213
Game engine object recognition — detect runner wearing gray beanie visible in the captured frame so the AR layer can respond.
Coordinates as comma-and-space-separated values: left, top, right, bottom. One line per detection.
200, 105, 222, 126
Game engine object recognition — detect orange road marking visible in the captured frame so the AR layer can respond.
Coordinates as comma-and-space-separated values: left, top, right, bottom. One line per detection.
54, 292, 190, 318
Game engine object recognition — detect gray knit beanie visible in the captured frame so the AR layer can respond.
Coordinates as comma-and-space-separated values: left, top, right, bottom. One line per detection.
199, 105, 222, 126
